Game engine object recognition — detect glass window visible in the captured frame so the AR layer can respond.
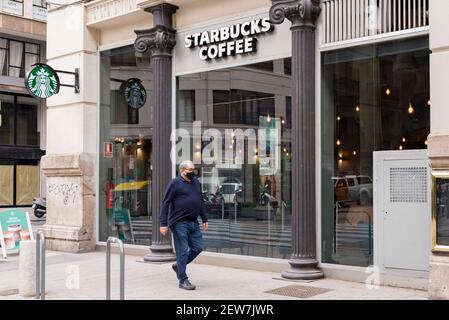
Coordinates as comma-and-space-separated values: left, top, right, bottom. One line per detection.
99, 45, 153, 245
357, 176, 372, 185
321, 36, 430, 267
9, 41, 23, 77
25, 43, 39, 74
0, 94, 15, 145
435, 177, 449, 248
0, 39, 7, 76
177, 58, 292, 259
0, 38, 40, 77
16, 96, 39, 146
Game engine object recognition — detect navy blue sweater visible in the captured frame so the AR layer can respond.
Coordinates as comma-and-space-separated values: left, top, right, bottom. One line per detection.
160, 176, 208, 227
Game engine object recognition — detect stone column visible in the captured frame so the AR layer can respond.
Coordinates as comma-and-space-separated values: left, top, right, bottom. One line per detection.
269, 0, 324, 279
428, 0, 449, 300
134, 3, 178, 262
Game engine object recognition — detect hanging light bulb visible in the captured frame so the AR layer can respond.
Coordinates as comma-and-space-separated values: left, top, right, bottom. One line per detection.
402, 137, 406, 143
267, 114, 271, 123
336, 139, 341, 146
408, 102, 414, 114
337, 116, 341, 121
356, 105, 360, 112
399, 145, 403, 150
353, 150, 357, 156
281, 118, 285, 125
428, 99, 431, 107
386, 88, 391, 96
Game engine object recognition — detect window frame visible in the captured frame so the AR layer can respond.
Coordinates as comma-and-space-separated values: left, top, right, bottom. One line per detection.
432, 171, 449, 253
1, 37, 40, 78
0, 92, 40, 147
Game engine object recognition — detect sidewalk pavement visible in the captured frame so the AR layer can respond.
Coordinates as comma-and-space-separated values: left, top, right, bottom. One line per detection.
0, 250, 428, 300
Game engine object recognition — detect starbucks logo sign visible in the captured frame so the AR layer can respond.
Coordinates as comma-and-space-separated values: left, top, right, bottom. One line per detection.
25, 64, 60, 99
123, 78, 146, 109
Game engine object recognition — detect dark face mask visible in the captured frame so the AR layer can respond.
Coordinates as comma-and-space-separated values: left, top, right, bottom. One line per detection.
185, 171, 195, 181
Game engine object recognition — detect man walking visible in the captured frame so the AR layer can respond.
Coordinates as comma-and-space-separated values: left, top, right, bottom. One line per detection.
160, 160, 208, 290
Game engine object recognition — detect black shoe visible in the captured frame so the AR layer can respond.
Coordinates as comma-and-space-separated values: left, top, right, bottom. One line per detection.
172, 263, 178, 274
179, 279, 196, 290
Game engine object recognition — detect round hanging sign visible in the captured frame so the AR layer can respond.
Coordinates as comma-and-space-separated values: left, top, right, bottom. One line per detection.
25, 63, 60, 99
122, 78, 147, 109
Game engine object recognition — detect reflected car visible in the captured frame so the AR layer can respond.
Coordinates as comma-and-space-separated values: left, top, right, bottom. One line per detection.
332, 175, 373, 205
219, 182, 243, 204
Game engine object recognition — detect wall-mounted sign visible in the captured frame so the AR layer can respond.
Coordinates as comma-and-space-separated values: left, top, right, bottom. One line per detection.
25, 63, 60, 98
121, 78, 147, 109
104, 142, 113, 158
185, 17, 274, 61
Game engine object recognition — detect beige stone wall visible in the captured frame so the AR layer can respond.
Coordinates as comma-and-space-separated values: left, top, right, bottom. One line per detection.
44, 3, 98, 252
94, 0, 270, 48
428, 0, 449, 300
0, 14, 46, 39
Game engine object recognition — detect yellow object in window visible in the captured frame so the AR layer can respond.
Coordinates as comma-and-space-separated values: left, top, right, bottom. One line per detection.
114, 180, 149, 191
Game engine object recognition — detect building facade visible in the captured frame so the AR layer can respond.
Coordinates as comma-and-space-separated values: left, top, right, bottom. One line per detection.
42, 0, 449, 298
0, 0, 47, 209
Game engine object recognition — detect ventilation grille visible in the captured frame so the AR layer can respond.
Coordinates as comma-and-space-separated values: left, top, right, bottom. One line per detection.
390, 167, 427, 203
264, 285, 333, 299
322, 0, 429, 45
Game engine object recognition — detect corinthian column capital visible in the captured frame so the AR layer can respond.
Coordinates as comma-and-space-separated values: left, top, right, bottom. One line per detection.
269, 0, 321, 28
135, 26, 177, 57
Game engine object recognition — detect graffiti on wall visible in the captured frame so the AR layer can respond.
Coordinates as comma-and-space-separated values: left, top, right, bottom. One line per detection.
48, 182, 80, 206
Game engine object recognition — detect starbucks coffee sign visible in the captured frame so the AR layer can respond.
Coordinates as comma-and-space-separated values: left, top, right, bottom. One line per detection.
121, 78, 147, 109
185, 17, 274, 61
25, 64, 60, 98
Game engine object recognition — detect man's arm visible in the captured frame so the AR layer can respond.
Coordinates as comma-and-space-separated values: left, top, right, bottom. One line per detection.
160, 179, 176, 229
198, 181, 208, 225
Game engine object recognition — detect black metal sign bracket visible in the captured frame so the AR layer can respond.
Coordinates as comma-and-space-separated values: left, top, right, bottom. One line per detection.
54, 68, 80, 93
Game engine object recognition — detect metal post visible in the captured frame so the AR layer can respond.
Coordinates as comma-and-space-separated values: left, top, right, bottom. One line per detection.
234, 201, 237, 224
334, 201, 338, 254
221, 201, 224, 220
281, 201, 286, 231
36, 231, 45, 300
268, 201, 271, 244
106, 237, 125, 300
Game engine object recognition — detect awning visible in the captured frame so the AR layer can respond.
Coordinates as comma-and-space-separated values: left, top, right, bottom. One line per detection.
114, 181, 149, 191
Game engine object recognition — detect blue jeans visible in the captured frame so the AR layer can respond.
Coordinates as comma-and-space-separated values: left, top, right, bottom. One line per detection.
170, 220, 203, 282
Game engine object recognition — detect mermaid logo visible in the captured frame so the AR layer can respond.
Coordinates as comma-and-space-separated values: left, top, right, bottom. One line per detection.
25, 64, 60, 99
123, 78, 146, 109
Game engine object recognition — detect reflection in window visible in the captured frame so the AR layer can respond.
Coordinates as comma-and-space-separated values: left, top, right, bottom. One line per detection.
321, 36, 430, 267
177, 58, 292, 259
99, 45, 153, 245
